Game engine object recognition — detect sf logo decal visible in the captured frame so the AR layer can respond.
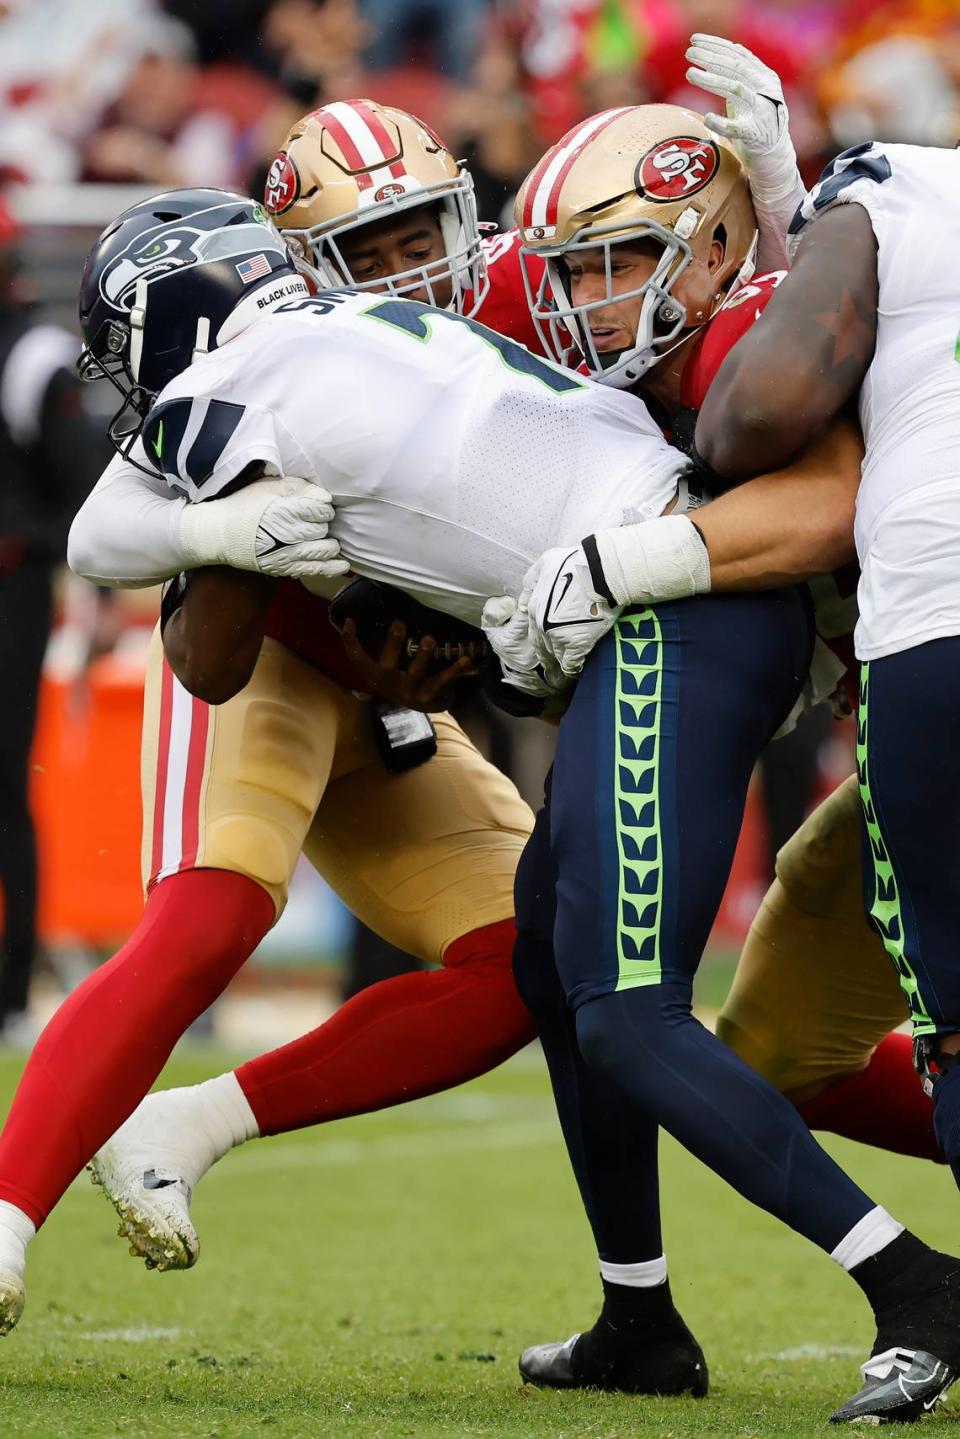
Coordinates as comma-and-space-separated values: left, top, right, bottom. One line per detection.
636, 138, 720, 202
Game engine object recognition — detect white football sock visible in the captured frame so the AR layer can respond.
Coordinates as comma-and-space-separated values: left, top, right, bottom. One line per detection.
600, 1254, 668, 1288
197, 1072, 260, 1150
0, 1200, 35, 1273
831, 1207, 905, 1271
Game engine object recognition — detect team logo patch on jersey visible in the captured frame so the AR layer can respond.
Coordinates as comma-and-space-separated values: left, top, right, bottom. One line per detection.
635, 138, 719, 203
264, 151, 300, 215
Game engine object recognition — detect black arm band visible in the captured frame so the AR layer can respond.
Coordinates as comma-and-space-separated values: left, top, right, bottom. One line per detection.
581, 533, 618, 607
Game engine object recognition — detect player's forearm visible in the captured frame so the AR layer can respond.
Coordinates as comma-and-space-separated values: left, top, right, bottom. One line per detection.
68, 457, 190, 588
163, 567, 276, 705
696, 423, 861, 588
589, 421, 860, 605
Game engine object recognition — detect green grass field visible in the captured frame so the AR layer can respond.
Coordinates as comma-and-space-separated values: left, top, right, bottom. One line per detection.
0, 1042, 957, 1439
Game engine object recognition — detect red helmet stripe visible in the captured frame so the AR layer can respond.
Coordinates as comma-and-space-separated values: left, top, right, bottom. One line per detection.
523, 108, 633, 232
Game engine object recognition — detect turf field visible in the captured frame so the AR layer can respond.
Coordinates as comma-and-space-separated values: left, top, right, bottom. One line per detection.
0, 1042, 956, 1439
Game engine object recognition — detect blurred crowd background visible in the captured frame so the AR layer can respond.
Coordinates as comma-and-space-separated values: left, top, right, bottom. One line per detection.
3, 0, 960, 230
0, 0, 943, 1041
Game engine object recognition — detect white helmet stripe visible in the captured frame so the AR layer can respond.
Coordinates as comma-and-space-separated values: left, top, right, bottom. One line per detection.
525, 108, 633, 231
323, 100, 394, 169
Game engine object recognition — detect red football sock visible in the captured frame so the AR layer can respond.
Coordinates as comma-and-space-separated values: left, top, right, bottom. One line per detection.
797, 1031, 944, 1163
237, 917, 535, 1135
0, 869, 273, 1226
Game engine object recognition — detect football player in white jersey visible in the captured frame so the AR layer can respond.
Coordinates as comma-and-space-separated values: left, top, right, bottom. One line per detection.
690, 143, 960, 1420
45, 189, 960, 1425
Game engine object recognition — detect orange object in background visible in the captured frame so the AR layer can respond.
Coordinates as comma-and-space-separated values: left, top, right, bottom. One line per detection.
31, 656, 146, 949
26, 640, 836, 955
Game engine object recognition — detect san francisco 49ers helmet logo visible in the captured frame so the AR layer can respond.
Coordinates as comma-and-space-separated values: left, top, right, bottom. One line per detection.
375, 183, 406, 201
634, 137, 720, 203
264, 152, 300, 215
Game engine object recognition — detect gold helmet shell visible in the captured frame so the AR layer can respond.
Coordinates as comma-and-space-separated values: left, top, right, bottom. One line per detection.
515, 104, 758, 385
264, 99, 487, 314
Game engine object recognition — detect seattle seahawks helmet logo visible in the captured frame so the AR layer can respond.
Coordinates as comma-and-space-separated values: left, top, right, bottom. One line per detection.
99, 215, 287, 311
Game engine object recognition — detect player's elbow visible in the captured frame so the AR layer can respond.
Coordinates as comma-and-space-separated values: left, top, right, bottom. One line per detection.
67, 506, 107, 585
172, 652, 251, 706
163, 622, 253, 706
698, 387, 809, 481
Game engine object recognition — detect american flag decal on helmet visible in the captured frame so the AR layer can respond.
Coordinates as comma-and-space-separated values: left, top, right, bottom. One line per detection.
235, 253, 273, 283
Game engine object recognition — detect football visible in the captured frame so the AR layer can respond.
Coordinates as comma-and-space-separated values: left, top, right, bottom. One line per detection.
328, 578, 488, 671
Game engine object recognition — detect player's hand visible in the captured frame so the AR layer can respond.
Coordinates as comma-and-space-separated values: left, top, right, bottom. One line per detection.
685, 34, 788, 158
253, 482, 348, 580
480, 592, 572, 698
340, 617, 475, 713
521, 546, 621, 679
179, 476, 349, 580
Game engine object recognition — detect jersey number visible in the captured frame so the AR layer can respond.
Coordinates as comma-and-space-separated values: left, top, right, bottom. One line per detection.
362, 298, 584, 395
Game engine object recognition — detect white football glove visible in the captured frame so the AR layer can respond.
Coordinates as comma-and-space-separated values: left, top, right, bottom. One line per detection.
686, 34, 794, 184
520, 517, 712, 678
686, 33, 804, 269
521, 545, 622, 679
480, 592, 569, 700
179, 476, 349, 580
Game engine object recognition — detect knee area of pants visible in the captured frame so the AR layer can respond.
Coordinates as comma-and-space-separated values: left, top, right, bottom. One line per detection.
774, 779, 861, 915
204, 816, 296, 901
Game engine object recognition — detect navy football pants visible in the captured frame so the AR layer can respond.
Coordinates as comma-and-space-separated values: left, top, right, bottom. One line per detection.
857, 639, 960, 1164
515, 591, 880, 1258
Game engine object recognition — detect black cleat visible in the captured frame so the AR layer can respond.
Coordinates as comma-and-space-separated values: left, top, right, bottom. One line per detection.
519, 1323, 708, 1397
830, 1346, 957, 1424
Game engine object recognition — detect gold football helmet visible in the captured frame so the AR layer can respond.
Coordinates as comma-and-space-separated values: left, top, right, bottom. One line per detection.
264, 99, 487, 314
515, 104, 758, 386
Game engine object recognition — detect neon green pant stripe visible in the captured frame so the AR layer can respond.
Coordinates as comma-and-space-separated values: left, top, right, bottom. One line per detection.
856, 661, 934, 1036
614, 610, 664, 990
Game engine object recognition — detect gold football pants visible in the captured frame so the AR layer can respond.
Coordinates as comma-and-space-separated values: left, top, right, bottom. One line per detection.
140, 626, 532, 961
718, 773, 907, 1095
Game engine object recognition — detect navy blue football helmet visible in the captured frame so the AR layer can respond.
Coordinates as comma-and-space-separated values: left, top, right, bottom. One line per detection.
77, 188, 306, 455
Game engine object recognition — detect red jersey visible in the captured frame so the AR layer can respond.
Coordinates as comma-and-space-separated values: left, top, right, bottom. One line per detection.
672, 270, 858, 702
680, 271, 787, 410
474, 229, 547, 355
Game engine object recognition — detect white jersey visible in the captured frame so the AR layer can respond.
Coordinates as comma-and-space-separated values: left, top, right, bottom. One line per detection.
791, 142, 960, 660
131, 290, 687, 626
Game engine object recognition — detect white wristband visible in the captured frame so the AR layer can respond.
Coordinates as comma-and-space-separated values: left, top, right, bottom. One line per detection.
593, 515, 711, 607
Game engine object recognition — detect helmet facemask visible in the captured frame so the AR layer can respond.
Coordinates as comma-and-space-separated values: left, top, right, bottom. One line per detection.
526, 217, 696, 388
282, 173, 488, 315
516, 104, 760, 388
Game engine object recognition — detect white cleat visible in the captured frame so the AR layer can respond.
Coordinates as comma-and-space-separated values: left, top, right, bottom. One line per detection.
88, 1076, 257, 1273
90, 1139, 199, 1272
0, 1267, 24, 1335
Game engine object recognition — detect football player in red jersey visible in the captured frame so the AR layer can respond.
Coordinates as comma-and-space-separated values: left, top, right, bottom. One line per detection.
261, 99, 545, 354
482, 89, 949, 1404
